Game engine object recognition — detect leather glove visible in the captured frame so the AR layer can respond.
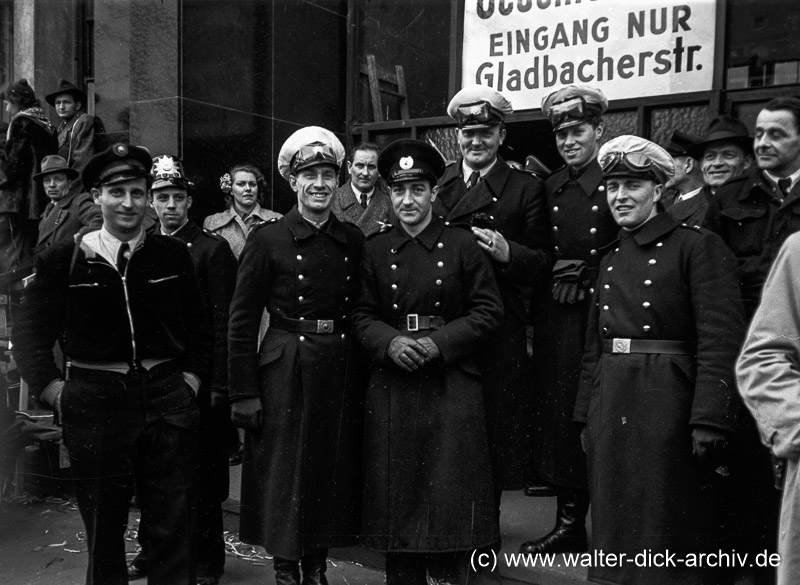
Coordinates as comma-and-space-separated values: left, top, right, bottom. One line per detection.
580, 427, 589, 453
388, 335, 429, 372
231, 397, 263, 431
416, 337, 442, 362
552, 280, 585, 304
691, 426, 728, 466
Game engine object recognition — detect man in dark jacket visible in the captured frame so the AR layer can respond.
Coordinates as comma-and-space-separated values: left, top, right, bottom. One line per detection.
355, 139, 503, 584
12, 143, 213, 585
523, 84, 618, 555
33, 154, 101, 255
663, 130, 708, 225
435, 84, 550, 498
228, 126, 365, 585
331, 142, 393, 236
575, 135, 745, 585
127, 155, 237, 585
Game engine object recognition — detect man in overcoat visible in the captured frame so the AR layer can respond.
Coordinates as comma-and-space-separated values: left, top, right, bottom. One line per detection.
663, 130, 708, 226
574, 135, 745, 585
434, 84, 550, 496
127, 155, 237, 585
332, 142, 393, 236
33, 154, 101, 255
228, 126, 365, 585
354, 139, 503, 584
523, 85, 618, 555
12, 143, 212, 585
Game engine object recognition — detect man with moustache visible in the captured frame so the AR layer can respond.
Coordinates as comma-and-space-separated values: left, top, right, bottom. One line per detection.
435, 84, 550, 502
332, 142, 393, 236
575, 135, 745, 585
706, 97, 800, 585
12, 143, 212, 585
523, 85, 618, 555
228, 126, 364, 585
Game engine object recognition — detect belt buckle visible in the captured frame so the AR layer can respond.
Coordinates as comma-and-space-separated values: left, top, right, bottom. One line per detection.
316, 319, 334, 334
406, 314, 419, 332
612, 338, 631, 354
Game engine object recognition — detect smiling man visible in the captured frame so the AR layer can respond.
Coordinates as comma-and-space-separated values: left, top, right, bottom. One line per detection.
523, 84, 620, 556
575, 135, 745, 585
332, 142, 393, 236
13, 143, 212, 585
687, 115, 753, 194
435, 85, 550, 513
228, 126, 364, 585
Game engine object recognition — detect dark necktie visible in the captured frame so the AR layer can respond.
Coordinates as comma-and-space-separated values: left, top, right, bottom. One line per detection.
359, 191, 368, 210
465, 170, 480, 190
779, 177, 792, 198
117, 242, 130, 274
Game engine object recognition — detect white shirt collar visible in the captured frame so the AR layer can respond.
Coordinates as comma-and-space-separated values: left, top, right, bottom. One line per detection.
350, 182, 375, 203
764, 167, 800, 194
83, 226, 145, 270
462, 158, 498, 184
676, 186, 703, 203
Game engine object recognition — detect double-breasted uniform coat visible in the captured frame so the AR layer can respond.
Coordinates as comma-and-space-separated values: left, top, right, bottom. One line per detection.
435, 157, 550, 489
332, 179, 394, 237
228, 206, 365, 560
574, 212, 746, 585
354, 217, 504, 552
530, 160, 618, 488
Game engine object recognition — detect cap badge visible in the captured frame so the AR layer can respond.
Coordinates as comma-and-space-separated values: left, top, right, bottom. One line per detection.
153, 156, 180, 178
399, 156, 414, 170
114, 144, 129, 157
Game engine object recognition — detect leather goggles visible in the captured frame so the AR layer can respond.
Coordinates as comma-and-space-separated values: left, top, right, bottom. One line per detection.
290, 143, 340, 174
454, 101, 504, 128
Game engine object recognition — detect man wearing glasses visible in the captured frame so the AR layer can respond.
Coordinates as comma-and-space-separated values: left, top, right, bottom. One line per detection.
574, 135, 745, 585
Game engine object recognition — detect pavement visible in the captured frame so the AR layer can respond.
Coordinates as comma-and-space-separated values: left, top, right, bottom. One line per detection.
1, 445, 589, 584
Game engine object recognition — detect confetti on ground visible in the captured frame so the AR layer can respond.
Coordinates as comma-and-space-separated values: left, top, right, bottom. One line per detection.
222, 531, 271, 562
48, 541, 67, 547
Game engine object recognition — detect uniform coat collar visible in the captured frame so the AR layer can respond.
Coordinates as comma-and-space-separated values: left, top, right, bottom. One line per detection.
285, 205, 348, 243
386, 215, 445, 252
437, 156, 511, 221
547, 159, 604, 196
623, 212, 680, 247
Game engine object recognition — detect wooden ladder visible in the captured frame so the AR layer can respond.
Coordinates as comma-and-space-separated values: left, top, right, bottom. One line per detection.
363, 54, 410, 123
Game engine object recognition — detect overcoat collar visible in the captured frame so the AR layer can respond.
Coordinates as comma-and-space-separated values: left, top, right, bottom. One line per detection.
547, 159, 604, 196
285, 205, 348, 243
629, 212, 680, 246
387, 215, 445, 252
438, 156, 511, 220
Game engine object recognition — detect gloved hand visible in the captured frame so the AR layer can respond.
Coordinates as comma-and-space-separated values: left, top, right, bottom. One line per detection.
231, 397, 263, 431
416, 337, 442, 362
552, 280, 585, 304
691, 426, 728, 465
388, 335, 429, 372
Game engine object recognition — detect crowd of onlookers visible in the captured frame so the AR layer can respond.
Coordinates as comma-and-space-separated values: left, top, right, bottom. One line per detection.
4, 76, 800, 585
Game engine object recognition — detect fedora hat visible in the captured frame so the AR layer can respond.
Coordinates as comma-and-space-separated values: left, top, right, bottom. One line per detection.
687, 116, 752, 160
45, 80, 87, 108
33, 155, 79, 180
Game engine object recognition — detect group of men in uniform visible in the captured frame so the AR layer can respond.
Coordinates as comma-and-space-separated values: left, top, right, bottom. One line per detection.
10, 78, 800, 585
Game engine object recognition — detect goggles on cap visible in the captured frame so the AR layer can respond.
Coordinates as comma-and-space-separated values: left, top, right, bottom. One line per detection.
291, 143, 339, 173
548, 96, 589, 128
599, 151, 659, 176
455, 102, 503, 127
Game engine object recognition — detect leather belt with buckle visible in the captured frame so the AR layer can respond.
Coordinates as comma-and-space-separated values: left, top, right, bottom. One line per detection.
602, 338, 693, 355
396, 314, 446, 332
271, 315, 344, 335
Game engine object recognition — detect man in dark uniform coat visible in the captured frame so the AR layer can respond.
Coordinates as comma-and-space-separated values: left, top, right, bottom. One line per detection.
435, 84, 550, 495
127, 155, 237, 585
575, 136, 745, 585
12, 143, 212, 585
355, 139, 503, 585
523, 85, 618, 555
705, 97, 800, 585
332, 142, 393, 236
33, 154, 101, 255
228, 126, 364, 585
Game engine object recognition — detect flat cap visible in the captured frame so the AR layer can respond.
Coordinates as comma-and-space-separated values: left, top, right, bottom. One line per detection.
278, 126, 345, 181
598, 135, 674, 184
378, 139, 446, 185
151, 155, 191, 190
541, 85, 608, 132
82, 143, 153, 189
447, 84, 513, 128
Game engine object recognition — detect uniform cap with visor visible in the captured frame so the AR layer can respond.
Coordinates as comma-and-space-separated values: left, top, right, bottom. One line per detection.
447, 85, 513, 129
541, 85, 608, 132
82, 143, 153, 189
598, 135, 674, 184
151, 155, 191, 191
378, 139, 446, 186
277, 126, 345, 181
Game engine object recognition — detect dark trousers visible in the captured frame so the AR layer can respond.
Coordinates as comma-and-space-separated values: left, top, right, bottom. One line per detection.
62, 362, 200, 585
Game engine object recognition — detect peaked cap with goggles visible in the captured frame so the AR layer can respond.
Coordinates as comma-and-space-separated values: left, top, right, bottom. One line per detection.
598, 135, 674, 184
277, 126, 345, 181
